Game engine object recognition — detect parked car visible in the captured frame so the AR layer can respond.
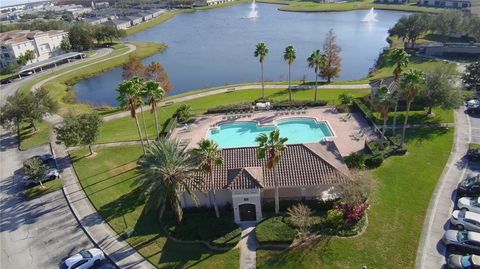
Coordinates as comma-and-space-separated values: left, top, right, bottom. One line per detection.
443, 229, 480, 254
458, 174, 480, 196
22, 155, 59, 187
468, 149, 480, 162
447, 254, 480, 269
451, 210, 480, 232
459, 197, 480, 214
19, 71, 33, 76
466, 99, 480, 114
22, 168, 59, 187
59, 248, 105, 269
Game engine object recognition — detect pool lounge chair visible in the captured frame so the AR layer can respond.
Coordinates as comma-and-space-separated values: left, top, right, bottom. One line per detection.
340, 113, 352, 122
350, 129, 365, 141
179, 138, 191, 147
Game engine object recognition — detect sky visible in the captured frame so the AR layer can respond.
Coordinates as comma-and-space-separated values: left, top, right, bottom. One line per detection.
1, 0, 44, 8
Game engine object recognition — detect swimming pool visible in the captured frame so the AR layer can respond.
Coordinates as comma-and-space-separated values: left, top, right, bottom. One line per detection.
208, 118, 334, 148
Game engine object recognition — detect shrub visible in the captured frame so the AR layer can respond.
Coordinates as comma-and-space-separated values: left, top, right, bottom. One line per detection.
338, 93, 354, 105
272, 99, 328, 109
254, 97, 271, 103
62, 88, 77, 104
336, 202, 369, 223
287, 204, 313, 236
345, 152, 366, 169
339, 169, 375, 206
365, 154, 384, 168
335, 104, 349, 113
205, 102, 253, 114
325, 209, 345, 229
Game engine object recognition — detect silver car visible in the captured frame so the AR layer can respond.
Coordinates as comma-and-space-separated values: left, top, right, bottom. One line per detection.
447, 254, 480, 269
459, 197, 480, 214
443, 229, 480, 254
451, 210, 480, 232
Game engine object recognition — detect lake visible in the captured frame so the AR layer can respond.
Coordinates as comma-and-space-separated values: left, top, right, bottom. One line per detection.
74, 3, 407, 106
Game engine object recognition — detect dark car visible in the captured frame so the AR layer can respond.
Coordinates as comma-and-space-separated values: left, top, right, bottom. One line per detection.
468, 149, 480, 162
467, 100, 480, 114
459, 173, 480, 196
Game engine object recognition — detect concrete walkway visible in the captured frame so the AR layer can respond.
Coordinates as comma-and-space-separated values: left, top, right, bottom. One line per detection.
239, 225, 258, 269
103, 83, 371, 122
415, 108, 471, 269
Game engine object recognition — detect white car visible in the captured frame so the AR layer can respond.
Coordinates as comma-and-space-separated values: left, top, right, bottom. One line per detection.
451, 210, 480, 232
458, 197, 480, 214
59, 248, 105, 269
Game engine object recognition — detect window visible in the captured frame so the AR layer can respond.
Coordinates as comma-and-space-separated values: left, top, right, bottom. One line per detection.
71, 259, 88, 269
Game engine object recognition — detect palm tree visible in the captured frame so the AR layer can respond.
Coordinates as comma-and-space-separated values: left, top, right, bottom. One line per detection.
283, 45, 296, 101
256, 129, 288, 215
254, 42, 269, 100
307, 50, 327, 101
143, 80, 165, 139
131, 76, 150, 144
175, 104, 193, 123
372, 86, 393, 149
116, 79, 146, 154
400, 69, 425, 147
138, 138, 203, 223
389, 48, 410, 135
193, 139, 223, 218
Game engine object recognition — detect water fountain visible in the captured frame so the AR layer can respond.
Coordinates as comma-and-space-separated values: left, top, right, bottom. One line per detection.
362, 8, 378, 23
247, 0, 258, 19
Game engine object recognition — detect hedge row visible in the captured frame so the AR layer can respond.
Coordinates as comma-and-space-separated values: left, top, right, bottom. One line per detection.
205, 99, 329, 114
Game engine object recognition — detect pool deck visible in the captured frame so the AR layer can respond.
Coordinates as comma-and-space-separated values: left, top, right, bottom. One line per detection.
171, 107, 370, 157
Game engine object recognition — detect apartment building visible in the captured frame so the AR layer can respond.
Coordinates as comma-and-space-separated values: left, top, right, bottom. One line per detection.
0, 30, 68, 68
418, 0, 471, 9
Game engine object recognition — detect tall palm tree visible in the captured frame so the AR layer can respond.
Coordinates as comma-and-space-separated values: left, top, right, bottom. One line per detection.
389, 48, 410, 135
400, 69, 425, 147
143, 80, 165, 139
131, 76, 150, 144
256, 129, 288, 215
138, 138, 203, 223
372, 86, 393, 149
193, 139, 223, 218
254, 42, 269, 100
283, 45, 296, 101
116, 79, 146, 154
307, 50, 327, 101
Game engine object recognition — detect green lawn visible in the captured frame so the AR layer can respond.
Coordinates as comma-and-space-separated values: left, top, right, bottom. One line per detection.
373, 108, 454, 125
257, 127, 453, 269
23, 179, 63, 200
257, 0, 443, 13
97, 88, 371, 143
19, 121, 52, 150
369, 55, 453, 81
70, 145, 240, 269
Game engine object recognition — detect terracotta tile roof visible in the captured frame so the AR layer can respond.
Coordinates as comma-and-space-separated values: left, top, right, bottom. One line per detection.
195, 142, 351, 191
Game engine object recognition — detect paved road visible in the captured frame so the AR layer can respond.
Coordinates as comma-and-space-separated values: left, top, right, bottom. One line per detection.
0, 47, 111, 106
0, 130, 116, 269
0, 46, 118, 269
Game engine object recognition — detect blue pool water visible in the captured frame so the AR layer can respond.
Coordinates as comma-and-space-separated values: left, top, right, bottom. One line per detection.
208, 118, 333, 148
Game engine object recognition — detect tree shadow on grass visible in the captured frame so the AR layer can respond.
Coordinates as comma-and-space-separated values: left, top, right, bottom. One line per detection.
257, 236, 333, 267
97, 186, 147, 224
402, 127, 450, 144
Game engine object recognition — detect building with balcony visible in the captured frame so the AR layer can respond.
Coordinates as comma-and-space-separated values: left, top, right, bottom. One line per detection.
0, 30, 68, 68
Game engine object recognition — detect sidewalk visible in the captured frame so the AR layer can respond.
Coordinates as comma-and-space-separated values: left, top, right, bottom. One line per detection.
51, 139, 156, 269
239, 224, 258, 269
415, 109, 471, 269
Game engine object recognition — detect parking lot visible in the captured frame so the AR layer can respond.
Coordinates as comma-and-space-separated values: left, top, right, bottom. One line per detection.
0, 130, 115, 269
